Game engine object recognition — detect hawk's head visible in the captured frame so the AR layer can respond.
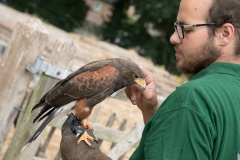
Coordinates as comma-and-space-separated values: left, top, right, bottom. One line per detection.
113, 58, 146, 91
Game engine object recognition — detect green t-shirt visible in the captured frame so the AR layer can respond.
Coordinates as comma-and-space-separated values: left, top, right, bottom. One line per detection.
130, 63, 240, 160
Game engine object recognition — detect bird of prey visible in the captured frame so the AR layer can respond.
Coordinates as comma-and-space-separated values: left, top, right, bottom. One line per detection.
23, 58, 146, 149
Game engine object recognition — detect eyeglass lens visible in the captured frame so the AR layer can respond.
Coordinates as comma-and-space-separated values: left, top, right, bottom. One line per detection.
174, 23, 184, 39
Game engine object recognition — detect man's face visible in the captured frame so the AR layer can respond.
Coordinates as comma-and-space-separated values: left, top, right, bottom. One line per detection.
170, 0, 222, 75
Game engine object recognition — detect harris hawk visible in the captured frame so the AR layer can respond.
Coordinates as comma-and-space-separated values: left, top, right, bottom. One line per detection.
23, 58, 146, 149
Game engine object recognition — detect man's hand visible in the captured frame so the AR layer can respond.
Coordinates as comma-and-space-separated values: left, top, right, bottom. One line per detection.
125, 67, 159, 124
60, 113, 111, 160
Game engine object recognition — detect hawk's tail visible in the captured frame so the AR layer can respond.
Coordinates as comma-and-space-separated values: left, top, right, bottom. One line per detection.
33, 105, 55, 123
31, 95, 47, 112
21, 108, 63, 152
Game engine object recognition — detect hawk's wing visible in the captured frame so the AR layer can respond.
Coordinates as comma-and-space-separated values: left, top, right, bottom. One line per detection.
33, 59, 119, 110
47, 64, 119, 107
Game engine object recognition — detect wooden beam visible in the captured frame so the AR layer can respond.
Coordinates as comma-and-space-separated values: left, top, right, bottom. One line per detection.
98, 112, 116, 146
3, 75, 58, 160
107, 124, 144, 160
0, 18, 48, 151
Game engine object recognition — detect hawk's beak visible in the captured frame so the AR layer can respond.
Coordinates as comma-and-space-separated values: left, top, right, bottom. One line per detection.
134, 78, 146, 91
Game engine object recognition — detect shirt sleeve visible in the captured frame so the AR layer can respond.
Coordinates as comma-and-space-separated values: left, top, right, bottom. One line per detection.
143, 106, 214, 160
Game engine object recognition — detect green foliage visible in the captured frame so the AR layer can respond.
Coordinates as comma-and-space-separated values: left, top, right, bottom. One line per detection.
101, 0, 179, 74
7, 0, 89, 31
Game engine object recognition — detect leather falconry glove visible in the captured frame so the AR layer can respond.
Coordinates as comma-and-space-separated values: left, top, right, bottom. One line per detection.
60, 113, 111, 160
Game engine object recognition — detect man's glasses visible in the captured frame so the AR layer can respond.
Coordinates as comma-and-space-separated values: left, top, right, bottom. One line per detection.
174, 22, 217, 39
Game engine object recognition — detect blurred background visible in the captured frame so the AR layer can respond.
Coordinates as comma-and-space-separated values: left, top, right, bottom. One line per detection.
2, 0, 180, 74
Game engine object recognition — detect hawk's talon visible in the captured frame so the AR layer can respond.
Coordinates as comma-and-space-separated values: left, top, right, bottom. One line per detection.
77, 131, 94, 147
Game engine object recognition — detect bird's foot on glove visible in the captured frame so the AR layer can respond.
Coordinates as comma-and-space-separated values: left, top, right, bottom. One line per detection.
78, 119, 94, 147
61, 113, 111, 160
77, 131, 95, 147
70, 115, 95, 148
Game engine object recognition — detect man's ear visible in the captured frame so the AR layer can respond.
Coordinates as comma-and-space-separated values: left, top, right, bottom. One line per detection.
216, 23, 235, 46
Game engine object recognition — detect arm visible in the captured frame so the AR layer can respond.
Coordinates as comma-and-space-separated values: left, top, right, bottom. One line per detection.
125, 67, 159, 124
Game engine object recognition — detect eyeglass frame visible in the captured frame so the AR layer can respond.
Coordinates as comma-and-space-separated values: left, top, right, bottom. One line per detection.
174, 21, 217, 39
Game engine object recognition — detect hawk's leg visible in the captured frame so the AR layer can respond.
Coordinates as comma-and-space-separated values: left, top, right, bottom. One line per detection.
82, 119, 92, 129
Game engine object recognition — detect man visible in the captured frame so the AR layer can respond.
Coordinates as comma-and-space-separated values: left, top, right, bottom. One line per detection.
61, 0, 240, 159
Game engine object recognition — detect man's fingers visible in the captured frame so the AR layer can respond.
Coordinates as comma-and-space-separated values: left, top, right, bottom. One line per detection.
125, 86, 138, 105
125, 86, 131, 99
125, 67, 156, 106
140, 66, 155, 85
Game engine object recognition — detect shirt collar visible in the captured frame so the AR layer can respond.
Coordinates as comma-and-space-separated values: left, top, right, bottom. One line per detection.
190, 62, 240, 81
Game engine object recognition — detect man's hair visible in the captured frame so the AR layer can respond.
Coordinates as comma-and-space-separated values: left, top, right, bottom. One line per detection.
208, 0, 240, 54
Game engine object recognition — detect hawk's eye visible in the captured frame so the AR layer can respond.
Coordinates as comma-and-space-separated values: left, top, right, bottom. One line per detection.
133, 74, 139, 79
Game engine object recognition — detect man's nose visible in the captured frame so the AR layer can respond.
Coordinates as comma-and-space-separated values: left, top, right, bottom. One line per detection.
170, 31, 181, 44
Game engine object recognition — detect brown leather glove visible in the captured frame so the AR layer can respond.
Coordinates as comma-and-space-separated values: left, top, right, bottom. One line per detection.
60, 113, 111, 160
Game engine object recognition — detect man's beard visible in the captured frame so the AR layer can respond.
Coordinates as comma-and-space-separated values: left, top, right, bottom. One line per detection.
175, 37, 221, 75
